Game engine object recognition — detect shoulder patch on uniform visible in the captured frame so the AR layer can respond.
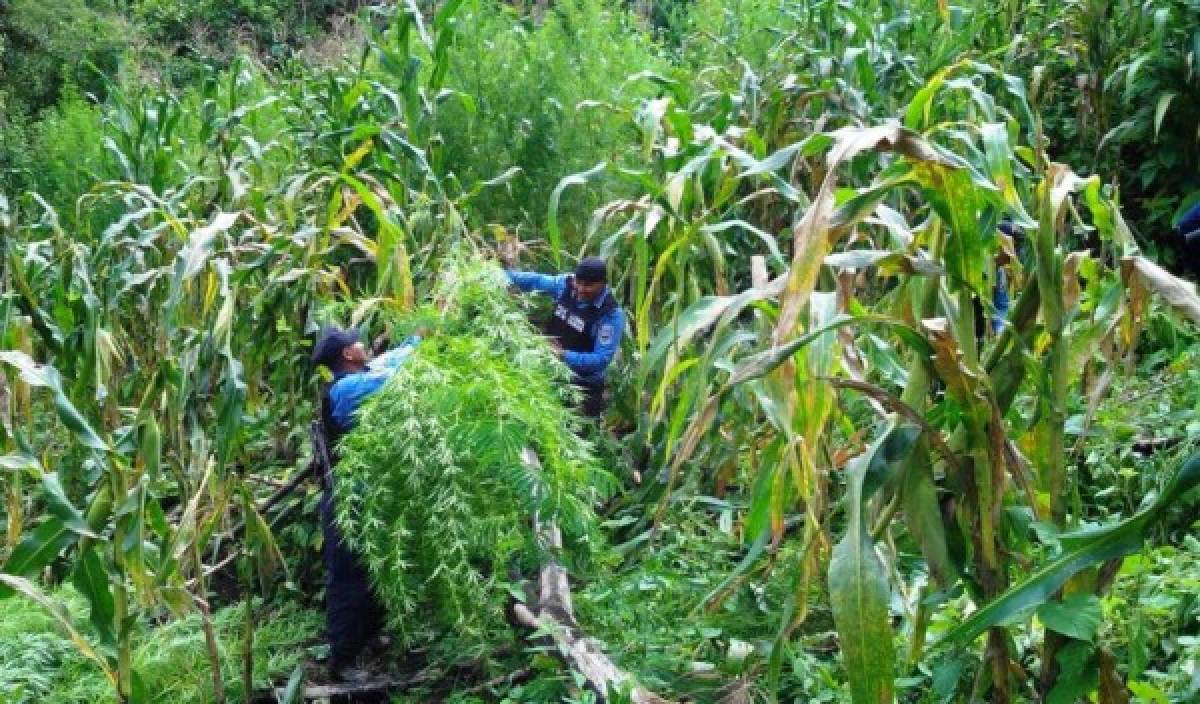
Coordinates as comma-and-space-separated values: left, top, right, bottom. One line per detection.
597, 323, 615, 346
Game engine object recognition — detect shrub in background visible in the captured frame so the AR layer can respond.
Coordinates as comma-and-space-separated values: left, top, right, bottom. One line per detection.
436, 0, 671, 234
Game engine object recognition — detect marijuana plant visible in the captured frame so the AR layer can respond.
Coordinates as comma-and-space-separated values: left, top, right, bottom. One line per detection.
334, 253, 613, 647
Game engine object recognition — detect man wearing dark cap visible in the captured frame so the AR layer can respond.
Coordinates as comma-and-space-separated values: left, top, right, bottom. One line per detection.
311, 326, 421, 680
506, 257, 625, 417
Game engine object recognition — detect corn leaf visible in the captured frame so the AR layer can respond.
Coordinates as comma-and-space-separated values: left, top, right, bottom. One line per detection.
1120, 256, 1200, 326
0, 352, 105, 450
547, 163, 608, 269
0, 517, 78, 598
72, 545, 117, 648
830, 419, 916, 704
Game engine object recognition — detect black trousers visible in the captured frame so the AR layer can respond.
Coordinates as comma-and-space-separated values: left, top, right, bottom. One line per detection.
576, 381, 607, 418
319, 482, 385, 664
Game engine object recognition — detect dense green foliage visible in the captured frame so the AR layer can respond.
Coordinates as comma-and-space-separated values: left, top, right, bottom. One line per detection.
134, 0, 358, 47
1, 1, 1199, 703
3, 1, 1198, 257
435, 0, 670, 228
0, 588, 318, 703
1030, 0, 1200, 245
0, 0, 125, 118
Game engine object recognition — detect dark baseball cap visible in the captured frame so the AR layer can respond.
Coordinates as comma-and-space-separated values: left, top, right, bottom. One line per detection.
575, 256, 608, 284
311, 326, 360, 367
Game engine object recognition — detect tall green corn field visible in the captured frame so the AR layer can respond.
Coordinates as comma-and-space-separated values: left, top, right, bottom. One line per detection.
0, 1, 1198, 702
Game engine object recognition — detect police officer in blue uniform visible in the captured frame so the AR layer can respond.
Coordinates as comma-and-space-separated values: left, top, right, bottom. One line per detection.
311, 326, 421, 681
1179, 202, 1200, 240
506, 257, 625, 417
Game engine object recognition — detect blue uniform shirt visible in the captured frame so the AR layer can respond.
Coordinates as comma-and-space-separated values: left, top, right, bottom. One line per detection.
328, 335, 421, 432
506, 270, 625, 385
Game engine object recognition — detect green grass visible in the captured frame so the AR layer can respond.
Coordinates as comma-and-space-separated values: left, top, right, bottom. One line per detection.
0, 588, 319, 703
575, 495, 845, 703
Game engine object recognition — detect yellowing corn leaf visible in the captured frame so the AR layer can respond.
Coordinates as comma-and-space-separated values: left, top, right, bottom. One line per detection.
920, 318, 982, 404
775, 125, 962, 347
1120, 256, 1200, 326
341, 138, 374, 174
1063, 251, 1089, 315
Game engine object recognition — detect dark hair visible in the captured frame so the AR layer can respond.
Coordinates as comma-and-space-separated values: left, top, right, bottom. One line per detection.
574, 256, 608, 284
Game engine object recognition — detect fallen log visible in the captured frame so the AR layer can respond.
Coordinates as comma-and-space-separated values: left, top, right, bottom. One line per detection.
517, 448, 673, 704
272, 674, 415, 701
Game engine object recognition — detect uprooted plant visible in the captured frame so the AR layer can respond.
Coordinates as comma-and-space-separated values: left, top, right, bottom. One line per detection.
334, 252, 615, 650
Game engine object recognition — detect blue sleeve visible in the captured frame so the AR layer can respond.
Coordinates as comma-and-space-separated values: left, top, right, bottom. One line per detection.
563, 307, 625, 377
506, 270, 568, 298
330, 337, 420, 430
330, 373, 388, 430
370, 335, 421, 371
1178, 202, 1200, 235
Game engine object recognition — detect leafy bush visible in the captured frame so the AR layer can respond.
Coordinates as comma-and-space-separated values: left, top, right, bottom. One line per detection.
0, 0, 126, 189
436, 0, 671, 232
1027, 0, 1200, 262
1107, 537, 1200, 703
1, 92, 107, 208
134, 0, 359, 48
0, 0, 127, 117
334, 252, 613, 647
1079, 339, 1200, 522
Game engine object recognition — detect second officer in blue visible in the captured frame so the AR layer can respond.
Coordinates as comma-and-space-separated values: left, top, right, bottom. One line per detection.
506, 256, 625, 417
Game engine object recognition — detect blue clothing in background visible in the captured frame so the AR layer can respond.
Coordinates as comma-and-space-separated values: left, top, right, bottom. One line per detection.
1178, 202, 1200, 236
992, 268, 1010, 333
327, 335, 421, 431
505, 270, 625, 385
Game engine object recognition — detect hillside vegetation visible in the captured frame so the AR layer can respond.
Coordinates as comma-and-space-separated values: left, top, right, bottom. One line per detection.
1, 1, 1199, 703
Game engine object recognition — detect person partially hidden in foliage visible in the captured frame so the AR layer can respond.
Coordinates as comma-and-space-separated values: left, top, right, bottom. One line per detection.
505, 257, 625, 417
992, 221, 1018, 332
1177, 201, 1200, 276
311, 326, 421, 682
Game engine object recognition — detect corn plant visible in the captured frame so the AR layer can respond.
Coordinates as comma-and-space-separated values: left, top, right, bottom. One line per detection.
0, 2, 510, 699
548, 16, 1200, 701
